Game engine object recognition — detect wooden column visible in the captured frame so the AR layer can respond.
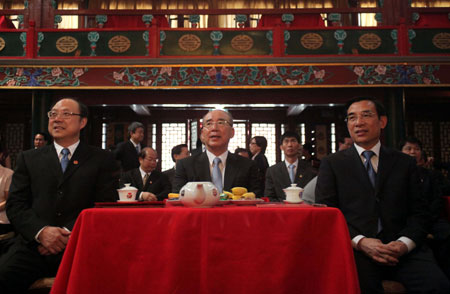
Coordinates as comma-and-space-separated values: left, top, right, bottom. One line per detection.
31, 91, 52, 146
384, 88, 406, 149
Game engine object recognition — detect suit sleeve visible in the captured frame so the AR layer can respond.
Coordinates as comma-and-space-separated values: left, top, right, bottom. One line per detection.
315, 157, 339, 208
264, 168, 277, 201
156, 173, 171, 201
173, 160, 188, 193
246, 160, 262, 197
6, 151, 48, 242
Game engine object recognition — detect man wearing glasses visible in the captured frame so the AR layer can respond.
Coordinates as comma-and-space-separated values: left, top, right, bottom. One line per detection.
0, 98, 119, 293
173, 109, 261, 197
316, 97, 449, 293
120, 147, 171, 201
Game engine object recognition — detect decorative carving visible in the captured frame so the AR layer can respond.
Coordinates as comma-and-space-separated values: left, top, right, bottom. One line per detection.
178, 34, 201, 52
56, 36, 78, 53
432, 33, 450, 50
0, 37, 5, 52
230, 34, 253, 52
108, 35, 131, 53
300, 33, 323, 50
359, 33, 382, 50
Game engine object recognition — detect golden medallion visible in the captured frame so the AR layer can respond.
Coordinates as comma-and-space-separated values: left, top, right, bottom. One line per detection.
230, 34, 254, 52
108, 35, 131, 53
0, 37, 5, 52
432, 33, 450, 50
178, 34, 202, 52
300, 33, 323, 50
56, 36, 78, 53
359, 33, 382, 50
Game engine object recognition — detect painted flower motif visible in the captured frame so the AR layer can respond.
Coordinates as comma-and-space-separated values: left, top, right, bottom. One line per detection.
113, 71, 125, 81
414, 65, 423, 74
7, 79, 16, 86
313, 69, 325, 79
207, 67, 217, 78
375, 65, 386, 75
353, 66, 364, 77
423, 77, 431, 84
160, 67, 172, 76
286, 79, 298, 85
220, 67, 231, 77
51, 67, 62, 77
73, 68, 84, 78
140, 80, 153, 86
16, 68, 24, 77
266, 66, 278, 75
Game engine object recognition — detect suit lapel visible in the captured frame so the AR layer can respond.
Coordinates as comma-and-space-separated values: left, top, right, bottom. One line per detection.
195, 153, 211, 182
347, 146, 375, 192
132, 169, 144, 190
45, 145, 64, 181
376, 147, 397, 197
224, 153, 237, 190
61, 142, 91, 185
278, 162, 292, 187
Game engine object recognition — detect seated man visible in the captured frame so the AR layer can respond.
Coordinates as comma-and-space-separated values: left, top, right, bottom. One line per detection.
120, 147, 171, 201
316, 97, 449, 294
173, 109, 261, 196
265, 131, 316, 202
163, 144, 190, 188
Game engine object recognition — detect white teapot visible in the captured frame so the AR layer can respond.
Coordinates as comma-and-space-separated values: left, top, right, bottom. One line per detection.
179, 182, 220, 207
283, 184, 304, 203
117, 183, 138, 201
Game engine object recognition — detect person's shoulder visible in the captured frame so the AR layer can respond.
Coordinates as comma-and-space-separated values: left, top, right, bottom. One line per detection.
162, 167, 175, 174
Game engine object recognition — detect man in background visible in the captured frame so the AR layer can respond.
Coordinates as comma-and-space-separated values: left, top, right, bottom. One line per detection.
163, 144, 190, 187
34, 132, 50, 149
114, 122, 145, 172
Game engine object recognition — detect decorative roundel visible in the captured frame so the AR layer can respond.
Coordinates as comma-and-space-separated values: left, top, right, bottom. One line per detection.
432, 33, 450, 50
0, 37, 5, 52
230, 34, 254, 52
359, 33, 382, 50
300, 33, 323, 50
108, 35, 131, 53
56, 36, 78, 53
178, 34, 202, 52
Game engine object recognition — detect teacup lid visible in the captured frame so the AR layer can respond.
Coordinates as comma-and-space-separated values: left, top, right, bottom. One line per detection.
284, 183, 303, 191
118, 183, 138, 191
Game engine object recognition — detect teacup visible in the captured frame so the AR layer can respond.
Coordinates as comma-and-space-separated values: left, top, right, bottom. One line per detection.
283, 184, 303, 203
117, 183, 138, 201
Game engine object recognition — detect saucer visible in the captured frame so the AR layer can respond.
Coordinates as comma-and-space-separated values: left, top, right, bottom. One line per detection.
283, 199, 303, 204
117, 200, 138, 203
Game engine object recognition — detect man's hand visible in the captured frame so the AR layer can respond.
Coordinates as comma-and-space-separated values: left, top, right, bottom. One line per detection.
358, 238, 399, 266
141, 192, 157, 201
385, 241, 408, 259
37, 245, 51, 256
37, 226, 71, 255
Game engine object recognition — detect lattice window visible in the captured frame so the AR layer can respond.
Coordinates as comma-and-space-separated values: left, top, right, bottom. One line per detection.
414, 121, 434, 158
330, 123, 336, 153
228, 123, 246, 156
440, 122, 450, 163
151, 124, 157, 150
161, 123, 186, 171
251, 123, 276, 166
191, 121, 198, 150
5, 123, 24, 168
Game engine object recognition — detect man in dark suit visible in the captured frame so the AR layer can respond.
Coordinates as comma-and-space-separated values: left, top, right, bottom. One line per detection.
0, 98, 119, 293
265, 131, 316, 202
114, 121, 144, 172
163, 144, 190, 188
173, 109, 261, 196
120, 147, 171, 201
316, 97, 449, 294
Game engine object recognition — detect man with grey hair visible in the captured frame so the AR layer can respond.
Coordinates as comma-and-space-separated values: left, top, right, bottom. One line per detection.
173, 109, 261, 196
114, 121, 145, 172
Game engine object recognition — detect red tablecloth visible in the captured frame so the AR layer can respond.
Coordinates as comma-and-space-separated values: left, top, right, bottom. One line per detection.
51, 206, 360, 294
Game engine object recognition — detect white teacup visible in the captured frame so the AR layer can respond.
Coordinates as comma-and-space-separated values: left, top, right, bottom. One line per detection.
117, 183, 138, 202
283, 184, 303, 203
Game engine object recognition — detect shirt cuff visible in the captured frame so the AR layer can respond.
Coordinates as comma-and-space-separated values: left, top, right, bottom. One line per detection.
138, 192, 143, 201
35, 226, 47, 243
397, 237, 416, 252
352, 235, 365, 249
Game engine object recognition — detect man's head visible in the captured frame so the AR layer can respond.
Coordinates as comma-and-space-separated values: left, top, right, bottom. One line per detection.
171, 144, 190, 163
128, 122, 145, 144
280, 131, 301, 160
139, 147, 158, 173
338, 136, 353, 151
249, 136, 267, 155
201, 110, 234, 155
34, 132, 49, 148
235, 148, 250, 158
48, 98, 88, 147
399, 136, 422, 164
344, 97, 387, 150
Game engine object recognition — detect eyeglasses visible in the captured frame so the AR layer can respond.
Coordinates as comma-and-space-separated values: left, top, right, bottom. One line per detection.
48, 111, 82, 119
144, 157, 159, 163
345, 111, 376, 123
203, 120, 231, 129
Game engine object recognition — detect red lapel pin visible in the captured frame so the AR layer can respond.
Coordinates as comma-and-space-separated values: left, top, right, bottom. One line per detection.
73, 160, 79, 165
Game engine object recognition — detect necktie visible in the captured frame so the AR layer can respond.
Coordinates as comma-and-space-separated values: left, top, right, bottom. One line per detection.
143, 173, 149, 186
288, 164, 295, 184
61, 148, 70, 173
212, 157, 223, 193
136, 145, 140, 154
362, 151, 376, 188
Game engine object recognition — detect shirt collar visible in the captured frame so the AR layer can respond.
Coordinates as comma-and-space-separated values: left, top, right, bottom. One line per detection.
54, 141, 80, 157
139, 167, 151, 178
206, 150, 228, 167
284, 158, 299, 169
130, 139, 139, 148
354, 141, 381, 157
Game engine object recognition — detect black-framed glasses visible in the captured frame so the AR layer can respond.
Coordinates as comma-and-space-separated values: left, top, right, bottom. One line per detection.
344, 111, 376, 123
47, 111, 82, 119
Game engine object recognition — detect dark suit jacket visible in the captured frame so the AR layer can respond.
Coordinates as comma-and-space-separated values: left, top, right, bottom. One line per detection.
113, 140, 140, 172
120, 168, 171, 201
264, 160, 317, 202
315, 145, 430, 246
162, 167, 175, 188
173, 151, 262, 196
6, 143, 120, 244
253, 153, 269, 192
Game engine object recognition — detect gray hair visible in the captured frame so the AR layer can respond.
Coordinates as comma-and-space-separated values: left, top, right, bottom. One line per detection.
128, 122, 144, 134
202, 109, 234, 126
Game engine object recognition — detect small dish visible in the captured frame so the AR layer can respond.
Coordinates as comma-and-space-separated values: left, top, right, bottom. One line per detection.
283, 199, 303, 204
117, 200, 138, 203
